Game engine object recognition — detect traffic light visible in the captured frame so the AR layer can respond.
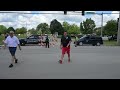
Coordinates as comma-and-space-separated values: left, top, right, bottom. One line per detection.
82, 11, 85, 16
64, 11, 67, 15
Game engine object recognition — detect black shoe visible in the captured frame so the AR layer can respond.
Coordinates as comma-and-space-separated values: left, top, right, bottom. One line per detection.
15, 59, 18, 63
9, 64, 13, 68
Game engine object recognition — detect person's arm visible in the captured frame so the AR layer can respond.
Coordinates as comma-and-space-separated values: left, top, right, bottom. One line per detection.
67, 36, 72, 47
18, 44, 21, 50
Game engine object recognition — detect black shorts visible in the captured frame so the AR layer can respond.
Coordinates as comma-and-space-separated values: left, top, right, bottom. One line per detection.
9, 47, 17, 56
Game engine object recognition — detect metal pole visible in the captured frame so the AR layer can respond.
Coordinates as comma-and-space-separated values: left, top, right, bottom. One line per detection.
117, 11, 120, 45
101, 13, 103, 37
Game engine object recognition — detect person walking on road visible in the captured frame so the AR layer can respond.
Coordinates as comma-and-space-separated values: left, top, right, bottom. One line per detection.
59, 32, 72, 64
4, 31, 21, 68
75, 35, 79, 47
45, 35, 49, 48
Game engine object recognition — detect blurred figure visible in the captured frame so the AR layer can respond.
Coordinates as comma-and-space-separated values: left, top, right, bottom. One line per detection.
75, 35, 79, 47
45, 35, 49, 48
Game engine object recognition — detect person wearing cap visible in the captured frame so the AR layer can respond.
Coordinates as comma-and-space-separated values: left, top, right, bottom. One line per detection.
4, 31, 21, 68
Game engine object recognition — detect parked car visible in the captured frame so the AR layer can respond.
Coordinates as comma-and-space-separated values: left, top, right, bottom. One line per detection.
19, 35, 47, 46
73, 35, 83, 44
108, 35, 117, 41
75, 35, 103, 46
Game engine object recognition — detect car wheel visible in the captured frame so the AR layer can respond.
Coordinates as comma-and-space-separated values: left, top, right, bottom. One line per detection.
79, 42, 83, 46
96, 42, 100, 46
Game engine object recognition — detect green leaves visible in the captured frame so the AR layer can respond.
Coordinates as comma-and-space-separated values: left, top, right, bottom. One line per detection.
0, 25, 7, 34
28, 28, 37, 35
50, 19, 64, 35
80, 18, 96, 34
16, 27, 27, 34
104, 20, 117, 36
7, 27, 15, 33
36, 23, 50, 34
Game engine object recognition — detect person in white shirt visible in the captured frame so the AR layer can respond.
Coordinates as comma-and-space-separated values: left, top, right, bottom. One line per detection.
4, 31, 21, 68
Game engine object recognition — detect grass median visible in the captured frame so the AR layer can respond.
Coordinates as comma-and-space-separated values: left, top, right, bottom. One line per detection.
103, 40, 117, 46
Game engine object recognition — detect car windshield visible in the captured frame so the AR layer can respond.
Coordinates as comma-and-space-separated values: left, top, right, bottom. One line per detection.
80, 35, 86, 40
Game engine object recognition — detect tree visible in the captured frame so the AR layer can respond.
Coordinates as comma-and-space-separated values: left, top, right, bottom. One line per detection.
50, 19, 64, 35
7, 27, 15, 33
16, 27, 27, 34
37, 30, 42, 35
36, 23, 50, 34
0, 25, 7, 34
80, 18, 96, 34
63, 21, 70, 32
94, 27, 101, 36
67, 24, 80, 34
104, 20, 117, 36
28, 28, 37, 35
94, 26, 106, 36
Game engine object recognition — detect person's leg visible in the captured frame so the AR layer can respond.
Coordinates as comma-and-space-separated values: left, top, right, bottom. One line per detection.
60, 54, 64, 61
14, 54, 18, 63
48, 42, 49, 48
45, 42, 47, 48
59, 48, 66, 64
11, 47, 17, 64
14, 47, 17, 60
67, 47, 70, 62
9, 48, 14, 67
11, 55, 15, 64
75, 41, 77, 47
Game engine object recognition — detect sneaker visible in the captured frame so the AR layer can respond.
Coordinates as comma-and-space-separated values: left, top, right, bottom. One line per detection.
58, 60, 62, 64
9, 64, 13, 68
15, 59, 18, 63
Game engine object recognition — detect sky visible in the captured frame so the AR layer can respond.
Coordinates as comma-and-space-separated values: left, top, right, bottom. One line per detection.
0, 11, 119, 30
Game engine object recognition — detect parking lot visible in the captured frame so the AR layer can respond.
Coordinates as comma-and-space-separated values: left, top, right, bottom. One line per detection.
0, 44, 120, 79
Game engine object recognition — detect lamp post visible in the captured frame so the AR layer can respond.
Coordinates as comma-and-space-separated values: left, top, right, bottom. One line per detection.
101, 13, 103, 37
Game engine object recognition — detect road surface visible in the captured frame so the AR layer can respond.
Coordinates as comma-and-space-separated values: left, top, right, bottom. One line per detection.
0, 45, 120, 79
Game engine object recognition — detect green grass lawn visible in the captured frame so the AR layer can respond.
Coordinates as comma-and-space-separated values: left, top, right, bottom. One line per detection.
103, 40, 118, 46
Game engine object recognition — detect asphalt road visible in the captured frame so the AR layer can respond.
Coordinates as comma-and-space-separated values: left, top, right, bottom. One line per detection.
0, 45, 120, 79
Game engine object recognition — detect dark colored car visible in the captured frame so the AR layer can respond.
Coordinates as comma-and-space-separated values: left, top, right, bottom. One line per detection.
73, 35, 83, 44
108, 35, 117, 41
76, 35, 103, 46
19, 35, 47, 46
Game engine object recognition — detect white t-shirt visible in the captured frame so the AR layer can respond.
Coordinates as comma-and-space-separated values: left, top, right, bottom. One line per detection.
4, 36, 20, 47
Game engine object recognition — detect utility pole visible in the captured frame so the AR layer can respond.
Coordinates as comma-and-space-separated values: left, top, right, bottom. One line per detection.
117, 11, 120, 45
101, 13, 103, 37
